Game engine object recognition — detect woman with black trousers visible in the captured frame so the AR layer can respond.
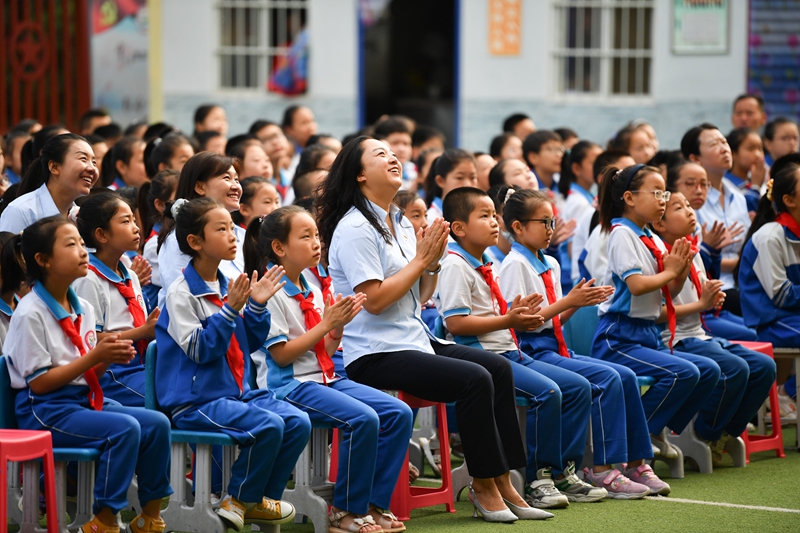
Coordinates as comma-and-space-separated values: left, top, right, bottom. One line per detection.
316, 136, 551, 523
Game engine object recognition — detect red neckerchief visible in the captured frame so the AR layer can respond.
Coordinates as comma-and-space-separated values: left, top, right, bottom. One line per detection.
308, 266, 333, 304
292, 290, 336, 384
88, 264, 148, 359
449, 251, 521, 359
665, 237, 708, 331
540, 267, 570, 358
639, 234, 676, 352
203, 294, 244, 392
776, 213, 800, 239
57, 313, 104, 410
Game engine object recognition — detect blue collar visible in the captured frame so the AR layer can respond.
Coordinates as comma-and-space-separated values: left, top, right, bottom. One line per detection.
5, 169, 20, 185
0, 299, 12, 318
269, 262, 311, 297
534, 170, 557, 192
611, 217, 652, 238
488, 245, 507, 262
447, 242, 491, 268
724, 171, 747, 189
33, 283, 84, 320
184, 261, 229, 298
430, 196, 443, 213
782, 225, 800, 244
152, 222, 162, 235
88, 254, 131, 284
111, 176, 126, 190
314, 264, 328, 278
511, 242, 550, 274
570, 183, 595, 203
367, 199, 405, 225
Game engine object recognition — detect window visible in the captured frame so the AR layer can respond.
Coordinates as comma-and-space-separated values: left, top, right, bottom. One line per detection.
553, 0, 653, 96
218, 0, 307, 91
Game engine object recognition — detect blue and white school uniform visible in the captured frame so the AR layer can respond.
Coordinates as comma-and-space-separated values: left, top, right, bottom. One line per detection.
156, 224, 246, 308
108, 176, 127, 190
0, 299, 13, 353
665, 250, 775, 441
6, 283, 172, 515
72, 254, 149, 407
696, 178, 751, 289
253, 273, 411, 513
739, 221, 800, 347
155, 261, 311, 502
141, 223, 162, 313
724, 171, 761, 213
571, 208, 596, 283
591, 218, 721, 436
439, 243, 582, 479
499, 242, 653, 464
0, 183, 74, 233
426, 196, 443, 226
5, 168, 21, 185
577, 224, 609, 284
329, 201, 526, 480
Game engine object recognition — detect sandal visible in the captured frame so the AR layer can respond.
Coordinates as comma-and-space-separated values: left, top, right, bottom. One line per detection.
369, 507, 406, 533
408, 463, 419, 483
329, 508, 381, 533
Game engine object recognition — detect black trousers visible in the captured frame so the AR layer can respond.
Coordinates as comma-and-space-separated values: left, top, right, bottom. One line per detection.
346, 342, 526, 479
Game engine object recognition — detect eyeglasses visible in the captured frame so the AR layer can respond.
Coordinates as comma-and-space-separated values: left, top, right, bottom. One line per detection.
776, 135, 799, 143
520, 218, 557, 230
541, 146, 566, 154
678, 179, 709, 190
631, 190, 671, 201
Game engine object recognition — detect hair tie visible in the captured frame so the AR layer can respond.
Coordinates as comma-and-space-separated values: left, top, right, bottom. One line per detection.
171, 198, 188, 218
504, 188, 516, 203
68, 206, 80, 223
153, 138, 163, 147
259, 214, 268, 223
766, 178, 774, 202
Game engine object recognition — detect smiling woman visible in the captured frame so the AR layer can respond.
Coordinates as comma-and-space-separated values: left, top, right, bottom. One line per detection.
0, 133, 99, 234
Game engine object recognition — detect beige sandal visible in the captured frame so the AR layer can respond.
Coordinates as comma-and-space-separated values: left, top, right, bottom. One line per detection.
329, 508, 381, 533
369, 507, 406, 533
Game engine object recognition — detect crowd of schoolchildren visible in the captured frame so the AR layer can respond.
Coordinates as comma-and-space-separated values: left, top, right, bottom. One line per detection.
0, 93, 797, 532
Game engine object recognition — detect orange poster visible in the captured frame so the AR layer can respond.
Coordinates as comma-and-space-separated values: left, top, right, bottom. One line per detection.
489, 0, 522, 56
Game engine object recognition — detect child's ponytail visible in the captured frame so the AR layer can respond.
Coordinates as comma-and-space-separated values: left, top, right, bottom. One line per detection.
598, 163, 658, 232
139, 169, 179, 243
0, 232, 23, 297
243, 215, 266, 275
244, 206, 306, 277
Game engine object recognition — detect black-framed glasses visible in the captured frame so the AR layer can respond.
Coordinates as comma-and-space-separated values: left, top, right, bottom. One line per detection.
631, 190, 671, 201
520, 218, 557, 230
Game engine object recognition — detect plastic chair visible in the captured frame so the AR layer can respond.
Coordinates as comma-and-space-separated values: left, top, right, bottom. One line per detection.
562, 305, 599, 356
144, 343, 273, 533
0, 355, 102, 532
772, 347, 800, 451
390, 392, 455, 521
732, 341, 786, 462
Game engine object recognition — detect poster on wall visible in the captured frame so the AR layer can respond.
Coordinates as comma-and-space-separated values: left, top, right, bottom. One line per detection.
488, 0, 521, 56
672, 0, 729, 55
90, 0, 148, 126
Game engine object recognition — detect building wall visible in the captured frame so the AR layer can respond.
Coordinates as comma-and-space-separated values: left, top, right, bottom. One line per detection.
159, 0, 359, 137
459, 0, 749, 152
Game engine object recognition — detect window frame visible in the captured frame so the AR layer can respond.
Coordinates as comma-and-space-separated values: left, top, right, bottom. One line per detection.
551, 0, 654, 101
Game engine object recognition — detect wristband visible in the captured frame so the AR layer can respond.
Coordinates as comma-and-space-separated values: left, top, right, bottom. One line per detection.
424, 263, 442, 275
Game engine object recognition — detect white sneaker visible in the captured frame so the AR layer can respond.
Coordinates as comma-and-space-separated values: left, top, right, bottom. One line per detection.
524, 468, 569, 509
778, 390, 797, 420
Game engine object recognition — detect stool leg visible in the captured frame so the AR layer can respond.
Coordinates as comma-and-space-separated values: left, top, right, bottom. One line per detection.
68, 461, 95, 529
41, 450, 59, 533
390, 451, 412, 521
21, 461, 41, 533
0, 459, 7, 533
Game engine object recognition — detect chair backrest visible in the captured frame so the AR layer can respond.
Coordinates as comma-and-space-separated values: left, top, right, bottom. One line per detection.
0, 356, 19, 429
144, 341, 160, 411
563, 305, 599, 357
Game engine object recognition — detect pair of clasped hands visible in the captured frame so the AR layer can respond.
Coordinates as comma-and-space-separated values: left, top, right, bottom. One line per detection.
664, 237, 726, 312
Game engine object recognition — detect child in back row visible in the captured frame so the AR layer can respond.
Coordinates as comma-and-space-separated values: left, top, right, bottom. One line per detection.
652, 191, 775, 458
138, 169, 179, 312
424, 149, 478, 224
155, 197, 310, 531
438, 187, 592, 512
590, 164, 721, 455
246, 206, 413, 533
5, 216, 171, 533
73, 192, 160, 407
496, 187, 669, 497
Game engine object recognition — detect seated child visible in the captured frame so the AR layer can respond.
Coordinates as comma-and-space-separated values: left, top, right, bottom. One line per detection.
247, 206, 413, 533
652, 191, 776, 461
496, 187, 669, 497
5, 216, 171, 533
74, 192, 160, 406
155, 198, 311, 531
439, 187, 597, 510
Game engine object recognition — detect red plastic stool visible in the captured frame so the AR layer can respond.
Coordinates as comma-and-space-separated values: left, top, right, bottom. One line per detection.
390, 392, 455, 521
732, 341, 786, 463
0, 429, 59, 533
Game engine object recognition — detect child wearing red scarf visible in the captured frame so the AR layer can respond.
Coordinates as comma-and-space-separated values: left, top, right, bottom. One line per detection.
653, 192, 775, 463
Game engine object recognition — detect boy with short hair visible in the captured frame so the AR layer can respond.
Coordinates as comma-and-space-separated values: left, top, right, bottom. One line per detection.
438, 187, 604, 508
522, 130, 565, 200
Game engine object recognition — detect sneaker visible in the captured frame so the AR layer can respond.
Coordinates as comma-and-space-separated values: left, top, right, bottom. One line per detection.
244, 497, 296, 525
554, 462, 607, 503
525, 468, 570, 509
126, 514, 166, 533
709, 432, 731, 468
623, 464, 671, 496
778, 389, 797, 420
216, 495, 246, 531
81, 516, 120, 533
583, 468, 650, 500
650, 433, 679, 459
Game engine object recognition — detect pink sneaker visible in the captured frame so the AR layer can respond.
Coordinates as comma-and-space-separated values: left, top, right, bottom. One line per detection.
623, 464, 671, 496
582, 468, 650, 500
